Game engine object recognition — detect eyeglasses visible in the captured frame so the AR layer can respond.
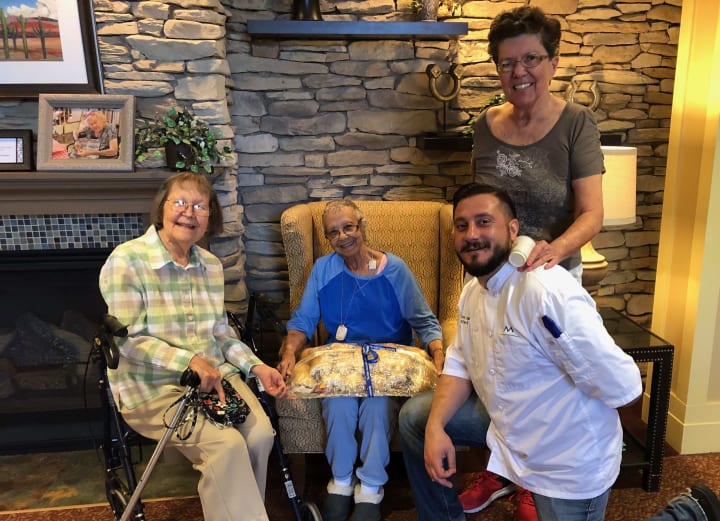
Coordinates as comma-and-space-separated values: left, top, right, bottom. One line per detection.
325, 223, 360, 240
496, 53, 549, 74
166, 199, 211, 216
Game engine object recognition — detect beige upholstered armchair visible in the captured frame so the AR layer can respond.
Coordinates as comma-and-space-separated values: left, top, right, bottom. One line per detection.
276, 200, 463, 454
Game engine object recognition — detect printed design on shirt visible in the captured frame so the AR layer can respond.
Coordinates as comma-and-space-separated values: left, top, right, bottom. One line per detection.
460, 314, 471, 327
495, 149, 532, 178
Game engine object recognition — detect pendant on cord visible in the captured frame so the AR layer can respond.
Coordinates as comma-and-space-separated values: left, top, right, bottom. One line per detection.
336, 324, 348, 341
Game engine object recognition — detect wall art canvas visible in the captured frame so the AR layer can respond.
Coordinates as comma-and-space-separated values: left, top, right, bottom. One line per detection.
0, 0, 102, 98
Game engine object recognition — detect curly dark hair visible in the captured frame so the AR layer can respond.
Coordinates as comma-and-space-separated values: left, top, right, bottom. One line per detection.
487, 6, 561, 64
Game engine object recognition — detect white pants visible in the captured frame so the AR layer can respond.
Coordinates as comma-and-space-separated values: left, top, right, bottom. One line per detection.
120, 373, 274, 521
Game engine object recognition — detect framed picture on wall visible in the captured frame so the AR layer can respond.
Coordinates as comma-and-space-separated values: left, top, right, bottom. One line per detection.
0, 0, 103, 99
36, 94, 135, 172
0, 129, 33, 171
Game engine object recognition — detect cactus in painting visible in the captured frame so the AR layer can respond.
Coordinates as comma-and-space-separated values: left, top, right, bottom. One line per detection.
18, 14, 28, 59
0, 9, 9, 59
33, 17, 48, 59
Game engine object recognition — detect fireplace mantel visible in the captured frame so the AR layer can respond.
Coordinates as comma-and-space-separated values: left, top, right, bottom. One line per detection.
246, 20, 468, 40
0, 169, 173, 215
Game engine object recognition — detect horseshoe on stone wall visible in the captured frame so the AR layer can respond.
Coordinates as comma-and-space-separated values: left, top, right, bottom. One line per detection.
564, 79, 600, 112
426, 63, 464, 102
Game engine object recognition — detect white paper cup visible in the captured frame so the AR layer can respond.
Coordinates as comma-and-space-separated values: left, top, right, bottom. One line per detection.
509, 235, 535, 268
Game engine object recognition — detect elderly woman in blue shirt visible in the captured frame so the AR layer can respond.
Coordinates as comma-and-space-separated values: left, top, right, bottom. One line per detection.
277, 198, 444, 521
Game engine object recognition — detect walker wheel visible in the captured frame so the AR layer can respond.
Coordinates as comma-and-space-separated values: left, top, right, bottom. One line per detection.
302, 501, 323, 521
105, 474, 129, 520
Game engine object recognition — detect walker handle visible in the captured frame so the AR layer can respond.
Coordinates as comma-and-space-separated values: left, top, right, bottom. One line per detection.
180, 368, 201, 388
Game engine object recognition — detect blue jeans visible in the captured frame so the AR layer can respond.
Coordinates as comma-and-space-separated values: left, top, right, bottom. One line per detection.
533, 490, 610, 521
645, 493, 710, 521
321, 395, 399, 487
533, 489, 707, 521
398, 390, 490, 521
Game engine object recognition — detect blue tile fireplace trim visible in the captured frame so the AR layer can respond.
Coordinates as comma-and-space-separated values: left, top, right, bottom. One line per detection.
0, 214, 144, 251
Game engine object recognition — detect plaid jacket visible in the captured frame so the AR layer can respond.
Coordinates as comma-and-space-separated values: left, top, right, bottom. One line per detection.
99, 225, 261, 409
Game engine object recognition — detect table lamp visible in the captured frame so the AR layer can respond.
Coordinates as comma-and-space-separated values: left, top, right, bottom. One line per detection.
581, 146, 637, 287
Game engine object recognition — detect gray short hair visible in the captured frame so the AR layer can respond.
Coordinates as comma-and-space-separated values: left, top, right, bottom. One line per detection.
322, 199, 368, 239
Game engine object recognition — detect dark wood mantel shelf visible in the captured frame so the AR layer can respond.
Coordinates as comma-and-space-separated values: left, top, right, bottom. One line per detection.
247, 20, 468, 40
0, 169, 173, 215
417, 134, 473, 151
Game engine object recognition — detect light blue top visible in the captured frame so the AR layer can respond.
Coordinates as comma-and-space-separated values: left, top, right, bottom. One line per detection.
286, 252, 442, 350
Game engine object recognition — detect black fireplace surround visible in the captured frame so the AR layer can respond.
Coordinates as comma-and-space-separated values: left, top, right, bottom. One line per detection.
0, 248, 112, 454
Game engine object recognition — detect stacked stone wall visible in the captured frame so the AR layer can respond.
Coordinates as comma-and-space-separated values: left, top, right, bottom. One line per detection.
94, 0, 249, 312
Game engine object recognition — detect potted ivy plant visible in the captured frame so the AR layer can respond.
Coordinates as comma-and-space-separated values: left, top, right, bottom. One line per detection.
134, 106, 231, 174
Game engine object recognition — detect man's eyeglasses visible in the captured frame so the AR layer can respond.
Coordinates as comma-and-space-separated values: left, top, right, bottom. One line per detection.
166, 199, 211, 216
496, 53, 549, 74
325, 223, 360, 240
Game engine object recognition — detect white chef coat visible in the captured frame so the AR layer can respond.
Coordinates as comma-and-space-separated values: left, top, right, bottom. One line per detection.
444, 262, 642, 499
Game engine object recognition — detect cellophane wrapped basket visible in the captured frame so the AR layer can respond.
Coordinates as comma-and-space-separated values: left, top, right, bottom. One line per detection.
288, 342, 438, 398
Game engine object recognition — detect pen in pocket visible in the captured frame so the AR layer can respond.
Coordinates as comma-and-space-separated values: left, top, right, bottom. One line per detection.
541, 315, 563, 338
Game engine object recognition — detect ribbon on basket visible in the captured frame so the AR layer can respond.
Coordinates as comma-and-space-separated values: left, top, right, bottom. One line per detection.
361, 343, 396, 397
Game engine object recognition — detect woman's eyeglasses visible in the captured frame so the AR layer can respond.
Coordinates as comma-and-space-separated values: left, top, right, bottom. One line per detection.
496, 53, 549, 74
325, 223, 359, 240
166, 199, 211, 216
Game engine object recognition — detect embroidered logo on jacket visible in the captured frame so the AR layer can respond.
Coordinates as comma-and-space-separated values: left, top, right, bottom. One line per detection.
500, 324, 518, 337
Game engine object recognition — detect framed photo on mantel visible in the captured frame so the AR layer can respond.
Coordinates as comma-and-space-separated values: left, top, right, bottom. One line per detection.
0, 129, 33, 171
36, 93, 135, 172
0, 0, 103, 99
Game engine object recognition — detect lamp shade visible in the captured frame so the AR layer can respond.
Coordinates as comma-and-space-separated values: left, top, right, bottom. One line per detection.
601, 146, 637, 226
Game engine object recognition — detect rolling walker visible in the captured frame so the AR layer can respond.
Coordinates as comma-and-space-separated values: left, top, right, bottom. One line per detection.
92, 299, 322, 521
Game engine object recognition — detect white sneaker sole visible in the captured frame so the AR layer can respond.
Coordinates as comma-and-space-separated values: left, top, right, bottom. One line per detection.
462, 484, 516, 514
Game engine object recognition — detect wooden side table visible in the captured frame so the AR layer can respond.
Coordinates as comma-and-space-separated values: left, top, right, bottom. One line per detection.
601, 308, 675, 492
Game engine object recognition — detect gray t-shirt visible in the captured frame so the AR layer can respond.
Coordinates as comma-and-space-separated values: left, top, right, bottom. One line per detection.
472, 102, 604, 270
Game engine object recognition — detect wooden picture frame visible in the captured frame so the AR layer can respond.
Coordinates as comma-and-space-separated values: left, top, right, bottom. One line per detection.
0, 0, 103, 99
0, 129, 33, 171
36, 94, 135, 172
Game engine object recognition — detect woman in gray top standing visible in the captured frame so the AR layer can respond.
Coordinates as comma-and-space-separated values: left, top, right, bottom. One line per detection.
472, 5, 604, 279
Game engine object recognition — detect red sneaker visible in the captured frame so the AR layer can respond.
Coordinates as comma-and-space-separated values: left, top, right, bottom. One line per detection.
458, 470, 515, 513
512, 488, 539, 521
